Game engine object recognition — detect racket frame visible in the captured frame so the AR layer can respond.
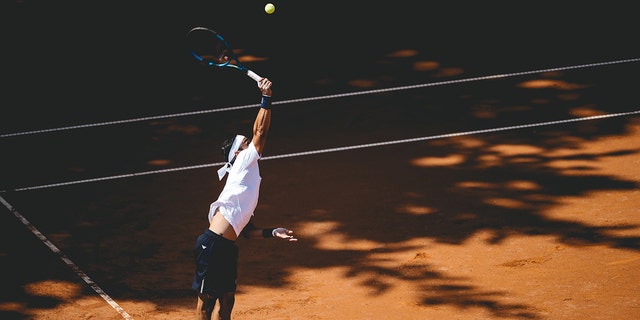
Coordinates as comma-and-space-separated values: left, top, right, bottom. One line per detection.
188, 27, 263, 82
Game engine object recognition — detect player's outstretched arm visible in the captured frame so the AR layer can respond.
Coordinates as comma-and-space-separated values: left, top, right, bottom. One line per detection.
241, 222, 298, 242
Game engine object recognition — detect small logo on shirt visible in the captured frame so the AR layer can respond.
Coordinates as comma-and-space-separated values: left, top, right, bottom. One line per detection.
201, 245, 207, 250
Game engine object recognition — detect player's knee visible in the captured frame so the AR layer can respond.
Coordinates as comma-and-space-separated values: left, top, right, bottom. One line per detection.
198, 292, 214, 302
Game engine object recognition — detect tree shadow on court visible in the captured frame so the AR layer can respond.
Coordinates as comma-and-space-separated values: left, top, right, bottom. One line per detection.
246, 63, 640, 318
266, 154, 636, 318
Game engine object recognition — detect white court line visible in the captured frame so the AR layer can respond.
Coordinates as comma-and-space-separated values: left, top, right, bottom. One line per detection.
0, 195, 134, 320
2, 109, 638, 193
1, 58, 639, 139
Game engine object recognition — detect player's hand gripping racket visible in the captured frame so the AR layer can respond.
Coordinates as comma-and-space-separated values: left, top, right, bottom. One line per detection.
187, 27, 263, 82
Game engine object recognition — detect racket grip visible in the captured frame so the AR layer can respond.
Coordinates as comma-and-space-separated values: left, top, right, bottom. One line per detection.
246, 70, 263, 82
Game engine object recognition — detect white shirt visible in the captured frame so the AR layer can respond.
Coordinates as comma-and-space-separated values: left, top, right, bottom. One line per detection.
208, 143, 262, 236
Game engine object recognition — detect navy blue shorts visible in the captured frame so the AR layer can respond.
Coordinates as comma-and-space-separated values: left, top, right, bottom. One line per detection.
192, 229, 239, 295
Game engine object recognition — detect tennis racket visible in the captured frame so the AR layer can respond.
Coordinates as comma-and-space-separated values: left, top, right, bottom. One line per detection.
187, 27, 263, 82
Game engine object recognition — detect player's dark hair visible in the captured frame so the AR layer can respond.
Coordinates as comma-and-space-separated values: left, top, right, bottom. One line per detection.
221, 135, 238, 163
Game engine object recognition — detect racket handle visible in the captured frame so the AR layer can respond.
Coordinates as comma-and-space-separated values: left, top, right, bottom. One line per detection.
246, 70, 263, 82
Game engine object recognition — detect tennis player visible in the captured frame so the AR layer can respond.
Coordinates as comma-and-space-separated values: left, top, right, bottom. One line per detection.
192, 77, 297, 320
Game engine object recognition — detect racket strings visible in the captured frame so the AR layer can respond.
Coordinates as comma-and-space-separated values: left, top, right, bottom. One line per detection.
188, 29, 231, 66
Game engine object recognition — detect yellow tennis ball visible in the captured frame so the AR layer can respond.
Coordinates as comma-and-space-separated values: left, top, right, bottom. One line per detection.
265, 3, 275, 14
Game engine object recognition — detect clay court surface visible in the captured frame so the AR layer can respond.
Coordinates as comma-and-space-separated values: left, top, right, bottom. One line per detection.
2, 2, 639, 319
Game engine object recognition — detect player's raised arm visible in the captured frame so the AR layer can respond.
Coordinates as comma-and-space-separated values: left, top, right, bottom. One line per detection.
251, 78, 272, 155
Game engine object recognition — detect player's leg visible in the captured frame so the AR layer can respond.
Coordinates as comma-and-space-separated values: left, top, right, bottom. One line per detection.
195, 295, 207, 320
196, 292, 217, 320
216, 291, 236, 320
211, 299, 221, 320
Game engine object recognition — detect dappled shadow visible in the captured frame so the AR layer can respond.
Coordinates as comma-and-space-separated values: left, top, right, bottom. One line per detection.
251, 119, 639, 318
247, 59, 640, 317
